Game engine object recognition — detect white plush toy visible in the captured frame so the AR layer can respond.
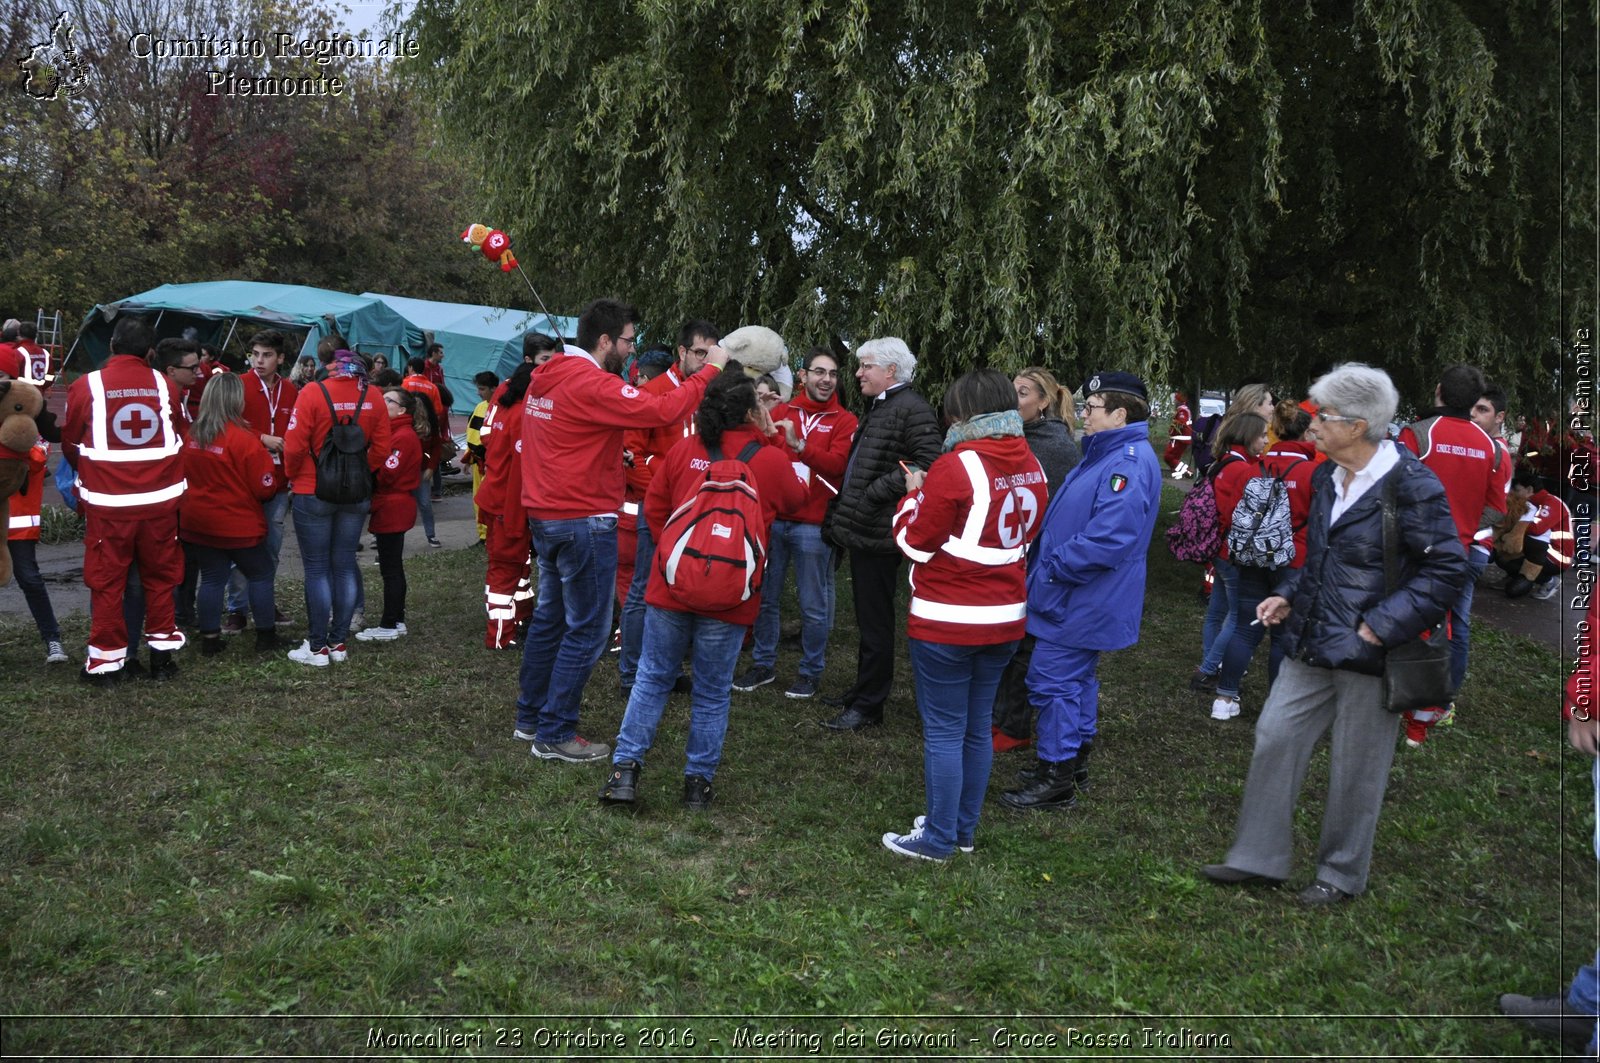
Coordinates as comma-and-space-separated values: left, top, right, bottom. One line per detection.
719, 325, 791, 398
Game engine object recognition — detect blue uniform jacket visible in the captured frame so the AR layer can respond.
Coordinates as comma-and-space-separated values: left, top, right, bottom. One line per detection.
1025, 420, 1161, 650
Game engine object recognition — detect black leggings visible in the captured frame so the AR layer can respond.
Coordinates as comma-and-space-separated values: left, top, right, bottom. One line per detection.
375, 531, 407, 628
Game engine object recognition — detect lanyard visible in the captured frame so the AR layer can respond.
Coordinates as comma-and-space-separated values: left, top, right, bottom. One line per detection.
256, 373, 282, 429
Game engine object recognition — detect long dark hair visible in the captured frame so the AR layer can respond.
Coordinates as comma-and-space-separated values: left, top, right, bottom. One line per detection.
696, 360, 753, 452
497, 361, 536, 408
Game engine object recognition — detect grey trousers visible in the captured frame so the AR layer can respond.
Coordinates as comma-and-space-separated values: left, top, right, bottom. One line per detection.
1224, 656, 1401, 895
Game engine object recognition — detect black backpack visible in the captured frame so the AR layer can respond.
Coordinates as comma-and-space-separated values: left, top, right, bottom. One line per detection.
314, 381, 373, 505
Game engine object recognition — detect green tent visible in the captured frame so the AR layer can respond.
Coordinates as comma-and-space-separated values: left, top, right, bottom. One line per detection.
360, 293, 576, 414
66, 281, 423, 372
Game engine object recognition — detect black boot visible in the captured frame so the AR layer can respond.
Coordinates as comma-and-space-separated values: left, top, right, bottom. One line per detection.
147, 649, 179, 681
1000, 757, 1078, 811
1072, 740, 1093, 792
200, 634, 225, 656
1016, 741, 1094, 790
255, 628, 280, 653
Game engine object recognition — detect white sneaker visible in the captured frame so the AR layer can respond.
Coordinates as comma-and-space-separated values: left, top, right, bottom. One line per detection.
44, 640, 69, 663
355, 626, 404, 641
287, 640, 329, 667
1532, 579, 1561, 601
1211, 696, 1240, 720
912, 815, 974, 853
349, 611, 366, 633
328, 643, 349, 663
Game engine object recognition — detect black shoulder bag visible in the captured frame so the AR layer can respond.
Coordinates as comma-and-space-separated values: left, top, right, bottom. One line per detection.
1379, 474, 1452, 713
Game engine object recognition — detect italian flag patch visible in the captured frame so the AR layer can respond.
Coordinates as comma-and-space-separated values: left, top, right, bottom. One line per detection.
1109, 474, 1128, 493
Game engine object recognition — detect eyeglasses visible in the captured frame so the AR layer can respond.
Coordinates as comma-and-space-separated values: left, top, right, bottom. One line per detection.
1082, 401, 1107, 413
687, 347, 712, 359
616, 334, 637, 348
806, 368, 839, 378
1315, 411, 1360, 424
176, 362, 200, 372
858, 362, 887, 372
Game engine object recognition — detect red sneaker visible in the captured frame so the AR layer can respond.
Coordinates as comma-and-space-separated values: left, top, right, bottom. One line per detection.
1403, 717, 1430, 748
993, 731, 1033, 753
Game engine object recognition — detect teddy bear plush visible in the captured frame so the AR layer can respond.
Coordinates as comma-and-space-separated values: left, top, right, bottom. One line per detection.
0, 378, 46, 586
719, 325, 788, 383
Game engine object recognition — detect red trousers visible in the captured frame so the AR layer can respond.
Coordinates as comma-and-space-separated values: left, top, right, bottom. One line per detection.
483, 512, 532, 649
84, 509, 186, 673
615, 507, 639, 612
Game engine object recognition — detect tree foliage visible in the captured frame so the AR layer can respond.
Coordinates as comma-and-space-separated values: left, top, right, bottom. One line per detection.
407, 0, 1590, 408
1, 0, 490, 354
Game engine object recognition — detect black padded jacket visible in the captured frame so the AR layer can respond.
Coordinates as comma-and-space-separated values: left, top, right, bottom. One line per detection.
822, 384, 943, 554
1273, 446, 1468, 677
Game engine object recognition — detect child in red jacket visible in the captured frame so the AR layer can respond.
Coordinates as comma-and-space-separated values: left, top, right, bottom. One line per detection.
358, 389, 427, 641
178, 374, 279, 654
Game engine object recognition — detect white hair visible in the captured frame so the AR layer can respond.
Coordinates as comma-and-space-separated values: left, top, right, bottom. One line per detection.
855, 337, 916, 384
1308, 363, 1399, 443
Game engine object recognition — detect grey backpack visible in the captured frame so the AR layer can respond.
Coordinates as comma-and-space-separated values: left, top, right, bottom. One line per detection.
1225, 460, 1304, 569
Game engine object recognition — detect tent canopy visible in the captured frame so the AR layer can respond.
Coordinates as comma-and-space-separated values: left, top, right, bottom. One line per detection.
68, 281, 423, 371
360, 293, 576, 414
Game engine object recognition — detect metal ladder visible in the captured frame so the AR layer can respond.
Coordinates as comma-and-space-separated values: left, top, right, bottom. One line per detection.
34, 308, 63, 375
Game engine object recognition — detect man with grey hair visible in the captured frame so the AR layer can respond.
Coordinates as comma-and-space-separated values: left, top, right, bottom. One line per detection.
820, 337, 942, 730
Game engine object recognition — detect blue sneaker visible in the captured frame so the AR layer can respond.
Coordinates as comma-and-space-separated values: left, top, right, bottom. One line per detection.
913, 815, 973, 853
881, 827, 951, 862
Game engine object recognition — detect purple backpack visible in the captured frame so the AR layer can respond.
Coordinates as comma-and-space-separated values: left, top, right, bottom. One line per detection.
1165, 455, 1240, 563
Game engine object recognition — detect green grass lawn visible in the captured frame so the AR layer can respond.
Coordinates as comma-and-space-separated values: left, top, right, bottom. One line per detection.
1, 483, 1592, 1058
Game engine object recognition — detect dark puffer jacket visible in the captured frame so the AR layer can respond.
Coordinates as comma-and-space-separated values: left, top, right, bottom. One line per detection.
1273, 446, 1467, 677
823, 384, 943, 553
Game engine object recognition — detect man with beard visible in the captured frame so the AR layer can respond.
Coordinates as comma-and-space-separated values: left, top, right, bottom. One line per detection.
512, 299, 730, 763
733, 347, 858, 699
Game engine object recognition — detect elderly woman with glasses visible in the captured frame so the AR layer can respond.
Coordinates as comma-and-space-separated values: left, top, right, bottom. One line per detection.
1203, 363, 1467, 905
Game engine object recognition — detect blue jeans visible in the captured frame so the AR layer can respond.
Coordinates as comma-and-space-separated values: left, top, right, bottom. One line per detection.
1447, 550, 1489, 695
612, 605, 746, 779
751, 519, 834, 677
1217, 564, 1286, 699
1029, 640, 1100, 762
414, 478, 436, 539
618, 511, 654, 688
292, 494, 369, 650
1199, 556, 1239, 675
193, 543, 274, 633
909, 638, 1016, 854
227, 490, 290, 613
6, 540, 60, 642
515, 515, 618, 743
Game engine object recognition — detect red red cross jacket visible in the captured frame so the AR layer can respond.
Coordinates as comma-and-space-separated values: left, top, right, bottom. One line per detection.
1520, 488, 1575, 569
643, 424, 808, 627
477, 391, 525, 523
767, 391, 858, 525
240, 370, 298, 491
62, 354, 188, 519
1398, 414, 1507, 553
179, 423, 277, 548
7, 442, 47, 541
623, 368, 696, 498
892, 434, 1047, 645
283, 376, 392, 496
370, 416, 423, 534
521, 350, 713, 521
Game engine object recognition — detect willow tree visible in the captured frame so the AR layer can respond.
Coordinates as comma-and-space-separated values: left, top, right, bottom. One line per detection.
407, 0, 1588, 402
